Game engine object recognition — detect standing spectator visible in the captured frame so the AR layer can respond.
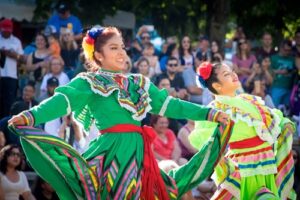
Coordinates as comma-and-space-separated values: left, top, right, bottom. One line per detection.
255, 32, 277, 61
270, 39, 295, 108
39, 56, 70, 99
292, 28, 300, 57
0, 19, 24, 118
47, 2, 82, 42
179, 36, 194, 70
232, 38, 257, 87
0, 145, 36, 200
59, 28, 80, 79
177, 120, 197, 160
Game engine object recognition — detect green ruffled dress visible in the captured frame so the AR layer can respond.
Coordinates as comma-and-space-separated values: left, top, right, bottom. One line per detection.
11, 70, 233, 200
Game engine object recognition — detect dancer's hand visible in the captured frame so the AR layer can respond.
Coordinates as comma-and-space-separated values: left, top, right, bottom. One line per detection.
216, 112, 229, 124
8, 114, 26, 126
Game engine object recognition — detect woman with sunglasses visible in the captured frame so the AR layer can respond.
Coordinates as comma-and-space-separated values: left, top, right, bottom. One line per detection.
8, 26, 230, 200
0, 145, 36, 200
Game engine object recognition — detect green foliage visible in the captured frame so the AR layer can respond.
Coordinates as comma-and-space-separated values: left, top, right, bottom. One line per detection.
32, 0, 300, 42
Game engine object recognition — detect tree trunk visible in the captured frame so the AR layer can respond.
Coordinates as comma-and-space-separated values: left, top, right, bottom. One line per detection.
208, 0, 230, 52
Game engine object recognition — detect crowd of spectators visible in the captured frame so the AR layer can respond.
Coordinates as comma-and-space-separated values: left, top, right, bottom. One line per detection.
0, 2, 300, 199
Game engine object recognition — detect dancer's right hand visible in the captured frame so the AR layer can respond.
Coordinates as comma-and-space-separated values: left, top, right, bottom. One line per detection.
8, 114, 26, 126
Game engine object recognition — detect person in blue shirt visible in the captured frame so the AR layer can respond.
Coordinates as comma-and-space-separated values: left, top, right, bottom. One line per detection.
47, 2, 82, 42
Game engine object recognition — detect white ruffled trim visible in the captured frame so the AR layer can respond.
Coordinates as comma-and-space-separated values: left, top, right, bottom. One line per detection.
79, 74, 152, 121
158, 96, 173, 116
56, 92, 71, 114
213, 97, 282, 145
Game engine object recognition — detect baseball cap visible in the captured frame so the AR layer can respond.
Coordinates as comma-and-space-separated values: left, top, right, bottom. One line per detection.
0, 19, 13, 32
57, 3, 70, 14
47, 77, 59, 86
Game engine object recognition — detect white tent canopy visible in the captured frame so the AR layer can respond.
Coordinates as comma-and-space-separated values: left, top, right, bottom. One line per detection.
0, 1, 35, 21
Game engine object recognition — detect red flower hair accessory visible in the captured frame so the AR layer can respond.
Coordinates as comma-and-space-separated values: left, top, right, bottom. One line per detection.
198, 62, 213, 80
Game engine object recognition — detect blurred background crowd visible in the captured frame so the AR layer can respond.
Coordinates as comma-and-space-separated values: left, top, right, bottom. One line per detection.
0, 0, 299, 199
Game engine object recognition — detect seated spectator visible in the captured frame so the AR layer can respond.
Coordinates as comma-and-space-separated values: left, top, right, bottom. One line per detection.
156, 56, 188, 100
177, 120, 197, 160
160, 43, 179, 72
26, 33, 51, 84
151, 115, 187, 165
211, 40, 223, 62
0, 145, 36, 200
141, 42, 161, 77
179, 36, 194, 70
0, 101, 28, 145
33, 177, 59, 200
38, 77, 59, 102
136, 57, 152, 78
18, 81, 39, 109
59, 27, 80, 79
40, 56, 70, 98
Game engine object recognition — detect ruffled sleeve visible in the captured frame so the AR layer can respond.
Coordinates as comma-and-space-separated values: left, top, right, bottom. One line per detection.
29, 76, 93, 128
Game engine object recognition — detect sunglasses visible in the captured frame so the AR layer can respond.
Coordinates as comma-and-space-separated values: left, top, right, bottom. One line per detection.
168, 64, 178, 67
141, 36, 150, 40
9, 152, 22, 157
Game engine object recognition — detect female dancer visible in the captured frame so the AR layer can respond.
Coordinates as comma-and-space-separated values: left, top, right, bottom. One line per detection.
9, 26, 230, 200
189, 61, 296, 199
